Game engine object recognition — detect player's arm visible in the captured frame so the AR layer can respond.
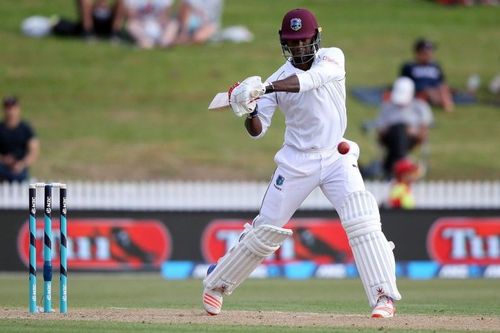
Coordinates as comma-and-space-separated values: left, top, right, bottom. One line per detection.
232, 49, 345, 116
229, 74, 286, 137
400, 63, 412, 78
294, 48, 345, 92
23, 137, 40, 167
12, 137, 39, 174
244, 108, 262, 137
260, 51, 348, 94
243, 75, 299, 136
266, 75, 300, 93
253, 49, 345, 95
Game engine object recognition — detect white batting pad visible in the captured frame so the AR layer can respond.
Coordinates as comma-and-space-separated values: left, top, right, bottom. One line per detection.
337, 191, 381, 238
204, 224, 292, 295
338, 191, 402, 307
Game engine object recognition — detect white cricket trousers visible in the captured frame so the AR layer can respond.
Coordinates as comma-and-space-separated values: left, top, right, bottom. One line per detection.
254, 140, 365, 228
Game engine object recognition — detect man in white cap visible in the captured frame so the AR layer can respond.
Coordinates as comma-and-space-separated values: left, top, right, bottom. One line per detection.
375, 77, 433, 178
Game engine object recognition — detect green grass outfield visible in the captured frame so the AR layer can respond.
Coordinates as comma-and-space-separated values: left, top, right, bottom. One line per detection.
0, 1, 499, 181
0, 273, 499, 332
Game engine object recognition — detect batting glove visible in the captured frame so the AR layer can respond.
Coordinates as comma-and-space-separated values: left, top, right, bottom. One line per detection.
228, 76, 268, 117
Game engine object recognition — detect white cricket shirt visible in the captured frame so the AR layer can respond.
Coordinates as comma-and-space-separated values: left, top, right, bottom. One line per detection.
255, 47, 347, 151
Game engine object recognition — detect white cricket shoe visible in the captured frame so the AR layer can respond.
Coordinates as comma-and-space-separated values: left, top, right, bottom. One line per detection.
371, 296, 396, 318
203, 288, 223, 315
203, 264, 223, 315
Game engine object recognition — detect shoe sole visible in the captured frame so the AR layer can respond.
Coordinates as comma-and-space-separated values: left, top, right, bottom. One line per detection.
371, 307, 396, 318
371, 313, 394, 318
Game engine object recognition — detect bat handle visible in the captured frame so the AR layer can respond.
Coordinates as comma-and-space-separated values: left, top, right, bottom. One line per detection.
250, 90, 261, 98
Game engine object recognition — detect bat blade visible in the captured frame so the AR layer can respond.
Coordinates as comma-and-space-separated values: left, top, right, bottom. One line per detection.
208, 92, 229, 111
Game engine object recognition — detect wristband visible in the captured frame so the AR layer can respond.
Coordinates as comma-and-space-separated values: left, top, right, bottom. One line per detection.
264, 82, 275, 94
247, 109, 259, 119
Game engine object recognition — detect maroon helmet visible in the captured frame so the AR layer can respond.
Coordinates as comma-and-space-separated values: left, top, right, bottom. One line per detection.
279, 8, 322, 65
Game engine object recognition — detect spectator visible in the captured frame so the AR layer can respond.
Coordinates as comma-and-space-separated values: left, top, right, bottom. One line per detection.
78, 0, 125, 39
173, 0, 224, 45
0, 97, 40, 183
375, 77, 433, 179
387, 158, 421, 209
400, 38, 454, 112
52, 0, 125, 41
123, 0, 177, 49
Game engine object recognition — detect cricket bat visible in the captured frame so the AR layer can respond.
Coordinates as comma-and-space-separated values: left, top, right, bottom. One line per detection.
208, 92, 229, 111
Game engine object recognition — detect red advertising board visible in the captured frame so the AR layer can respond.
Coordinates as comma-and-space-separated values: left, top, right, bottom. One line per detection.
17, 219, 171, 270
202, 218, 352, 264
428, 218, 500, 265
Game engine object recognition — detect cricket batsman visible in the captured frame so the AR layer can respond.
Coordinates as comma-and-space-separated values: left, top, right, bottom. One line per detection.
203, 8, 401, 318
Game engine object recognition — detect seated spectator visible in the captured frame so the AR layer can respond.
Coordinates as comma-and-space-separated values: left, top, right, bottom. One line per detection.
387, 158, 421, 209
400, 38, 454, 112
123, 0, 177, 49
173, 0, 224, 45
52, 0, 125, 41
375, 77, 433, 179
0, 97, 40, 183
78, 0, 125, 39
